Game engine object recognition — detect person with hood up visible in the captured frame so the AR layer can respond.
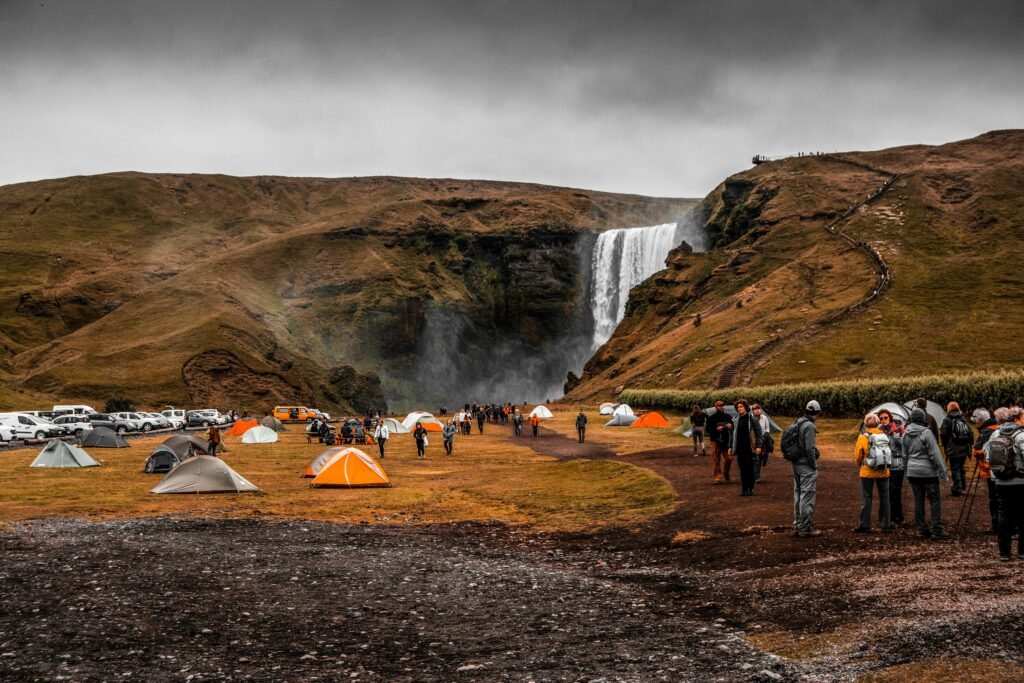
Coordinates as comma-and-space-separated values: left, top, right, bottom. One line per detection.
707, 401, 734, 484
731, 400, 763, 496
878, 409, 907, 525
983, 406, 1024, 560
853, 413, 892, 532
972, 407, 1000, 533
442, 419, 457, 456
791, 400, 822, 537
903, 407, 950, 539
413, 423, 428, 459
940, 401, 973, 496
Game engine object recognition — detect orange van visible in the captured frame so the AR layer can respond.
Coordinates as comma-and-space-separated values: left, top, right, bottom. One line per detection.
273, 406, 316, 422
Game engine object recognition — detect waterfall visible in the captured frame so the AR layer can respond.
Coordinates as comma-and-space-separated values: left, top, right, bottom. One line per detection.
589, 221, 702, 349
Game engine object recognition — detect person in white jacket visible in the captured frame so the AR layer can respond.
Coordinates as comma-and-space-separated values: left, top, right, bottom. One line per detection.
373, 421, 390, 459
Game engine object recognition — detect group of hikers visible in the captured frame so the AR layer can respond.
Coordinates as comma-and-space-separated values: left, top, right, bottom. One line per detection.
691, 396, 1024, 557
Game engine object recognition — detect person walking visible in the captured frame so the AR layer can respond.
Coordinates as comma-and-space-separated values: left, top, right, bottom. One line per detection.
413, 423, 428, 459
208, 424, 221, 458
853, 413, 892, 532
373, 420, 389, 459
706, 401, 734, 484
788, 400, 821, 537
731, 400, 763, 496
442, 419, 457, 456
476, 408, 485, 435
513, 409, 523, 437
690, 405, 707, 457
878, 409, 907, 525
575, 410, 587, 443
940, 402, 973, 497
984, 407, 1024, 561
530, 413, 540, 437
903, 407, 950, 539
752, 403, 772, 481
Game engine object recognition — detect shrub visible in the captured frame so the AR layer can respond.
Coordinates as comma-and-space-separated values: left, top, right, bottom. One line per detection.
620, 370, 1024, 418
103, 397, 136, 413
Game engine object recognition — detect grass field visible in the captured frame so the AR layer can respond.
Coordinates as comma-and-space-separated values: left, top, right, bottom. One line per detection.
0, 414, 676, 531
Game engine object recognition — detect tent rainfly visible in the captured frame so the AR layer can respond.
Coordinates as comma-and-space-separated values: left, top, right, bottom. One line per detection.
529, 405, 554, 419
605, 413, 637, 427
225, 418, 259, 436
867, 402, 912, 423
30, 441, 99, 468
81, 427, 128, 448
144, 444, 186, 474
402, 411, 443, 432
303, 447, 346, 477
382, 417, 410, 434
599, 402, 618, 415
612, 404, 635, 417
162, 434, 210, 456
311, 448, 391, 488
902, 399, 947, 428
630, 411, 671, 428
261, 415, 286, 432
150, 456, 258, 494
240, 425, 279, 444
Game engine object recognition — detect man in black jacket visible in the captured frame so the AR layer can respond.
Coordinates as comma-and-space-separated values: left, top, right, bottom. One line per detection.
575, 410, 588, 443
706, 401, 734, 484
940, 401, 973, 496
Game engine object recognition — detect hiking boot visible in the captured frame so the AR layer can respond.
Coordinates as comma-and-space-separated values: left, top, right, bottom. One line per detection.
930, 532, 951, 540
881, 525, 896, 533
852, 527, 871, 533
1001, 555, 1012, 562
797, 529, 822, 538
713, 479, 722, 485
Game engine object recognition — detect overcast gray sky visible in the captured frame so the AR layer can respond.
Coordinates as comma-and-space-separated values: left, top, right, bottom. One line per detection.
2, 0, 1022, 197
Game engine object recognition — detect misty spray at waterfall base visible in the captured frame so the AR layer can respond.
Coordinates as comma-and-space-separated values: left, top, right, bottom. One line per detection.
404, 218, 706, 409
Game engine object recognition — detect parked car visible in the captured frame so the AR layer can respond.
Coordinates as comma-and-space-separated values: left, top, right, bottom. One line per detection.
0, 424, 15, 442
140, 412, 172, 430
196, 409, 229, 425
52, 414, 95, 439
187, 411, 221, 428
273, 406, 317, 422
161, 409, 187, 429
112, 412, 166, 432
88, 413, 135, 435
0, 413, 64, 440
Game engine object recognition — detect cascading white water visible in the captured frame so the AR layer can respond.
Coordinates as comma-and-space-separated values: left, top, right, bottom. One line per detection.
590, 221, 701, 349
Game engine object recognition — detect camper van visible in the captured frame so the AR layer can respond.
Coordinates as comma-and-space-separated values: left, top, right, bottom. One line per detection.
273, 406, 316, 422
53, 404, 97, 416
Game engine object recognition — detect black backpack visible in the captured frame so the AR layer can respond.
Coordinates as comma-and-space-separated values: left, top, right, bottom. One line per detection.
781, 419, 807, 462
988, 428, 1022, 481
950, 416, 972, 445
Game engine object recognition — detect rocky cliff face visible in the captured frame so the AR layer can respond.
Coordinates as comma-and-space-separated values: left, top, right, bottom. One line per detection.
0, 173, 694, 412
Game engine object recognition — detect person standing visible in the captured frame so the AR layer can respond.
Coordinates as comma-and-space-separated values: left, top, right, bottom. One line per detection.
940, 402, 973, 497
576, 410, 587, 443
476, 408, 485, 435
731, 400, 763, 496
530, 413, 540, 437
789, 400, 822, 537
513, 409, 523, 437
373, 420, 389, 459
984, 407, 1024, 561
903, 408, 950, 539
853, 413, 892, 532
413, 423, 427, 459
208, 424, 221, 458
706, 401, 734, 484
442, 419, 457, 455
878, 409, 907, 525
752, 404, 772, 481
690, 405, 707, 457
972, 408, 1000, 532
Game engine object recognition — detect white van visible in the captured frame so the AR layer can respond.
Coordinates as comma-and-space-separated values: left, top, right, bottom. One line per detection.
161, 409, 187, 428
0, 413, 62, 440
53, 404, 97, 416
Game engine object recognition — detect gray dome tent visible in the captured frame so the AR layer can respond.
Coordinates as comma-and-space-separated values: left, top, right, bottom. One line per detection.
31, 441, 99, 468
605, 413, 638, 427
81, 427, 128, 448
150, 456, 258, 494
261, 415, 286, 432
902, 400, 947, 428
144, 444, 186, 474
866, 402, 912, 423
162, 434, 210, 456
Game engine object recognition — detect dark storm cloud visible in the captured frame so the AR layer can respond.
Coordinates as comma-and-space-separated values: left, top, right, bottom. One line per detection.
1, 0, 1022, 196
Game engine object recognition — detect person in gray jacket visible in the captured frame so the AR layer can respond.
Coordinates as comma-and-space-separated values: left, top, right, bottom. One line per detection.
792, 400, 822, 537
983, 406, 1024, 561
903, 408, 949, 539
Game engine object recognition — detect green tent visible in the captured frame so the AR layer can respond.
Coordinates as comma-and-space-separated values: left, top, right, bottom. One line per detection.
31, 440, 100, 468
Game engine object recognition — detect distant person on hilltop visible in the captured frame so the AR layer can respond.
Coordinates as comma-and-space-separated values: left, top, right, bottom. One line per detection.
690, 405, 707, 457
576, 410, 587, 443
706, 401, 734, 484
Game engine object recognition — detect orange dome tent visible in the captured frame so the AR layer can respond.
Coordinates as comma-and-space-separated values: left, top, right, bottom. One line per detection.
311, 448, 392, 488
630, 411, 671, 428
302, 447, 345, 478
226, 418, 259, 436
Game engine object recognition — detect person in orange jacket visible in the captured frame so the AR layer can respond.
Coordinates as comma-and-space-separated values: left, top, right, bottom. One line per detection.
530, 413, 540, 437
853, 413, 892, 532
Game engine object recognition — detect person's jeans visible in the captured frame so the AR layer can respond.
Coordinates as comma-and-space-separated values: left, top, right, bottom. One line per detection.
713, 442, 732, 481
577, 427, 585, 443
692, 426, 705, 455
792, 462, 818, 531
988, 479, 1000, 531
208, 442, 218, 458
997, 485, 1024, 557
859, 477, 891, 529
949, 457, 967, 494
908, 476, 943, 535
888, 469, 905, 523
377, 438, 386, 458
443, 438, 453, 455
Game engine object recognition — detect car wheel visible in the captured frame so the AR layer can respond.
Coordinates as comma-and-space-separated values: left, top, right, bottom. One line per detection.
75, 429, 83, 438
35, 431, 46, 440
117, 426, 127, 435
202, 420, 210, 427
142, 423, 152, 432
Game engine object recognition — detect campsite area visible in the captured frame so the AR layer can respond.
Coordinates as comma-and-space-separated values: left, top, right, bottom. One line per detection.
2, 409, 1023, 682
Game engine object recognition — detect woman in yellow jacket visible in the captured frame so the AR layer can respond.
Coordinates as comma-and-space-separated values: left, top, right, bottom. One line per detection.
854, 413, 893, 532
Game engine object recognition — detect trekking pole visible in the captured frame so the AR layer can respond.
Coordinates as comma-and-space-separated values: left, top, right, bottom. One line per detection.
955, 458, 981, 534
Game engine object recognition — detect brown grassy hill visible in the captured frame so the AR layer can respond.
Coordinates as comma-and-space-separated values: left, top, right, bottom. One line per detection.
567, 130, 1024, 401
0, 173, 694, 412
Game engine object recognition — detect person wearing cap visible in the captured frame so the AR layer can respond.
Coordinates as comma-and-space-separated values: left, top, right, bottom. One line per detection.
792, 400, 822, 537
903, 407, 949, 539
706, 401, 734, 484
